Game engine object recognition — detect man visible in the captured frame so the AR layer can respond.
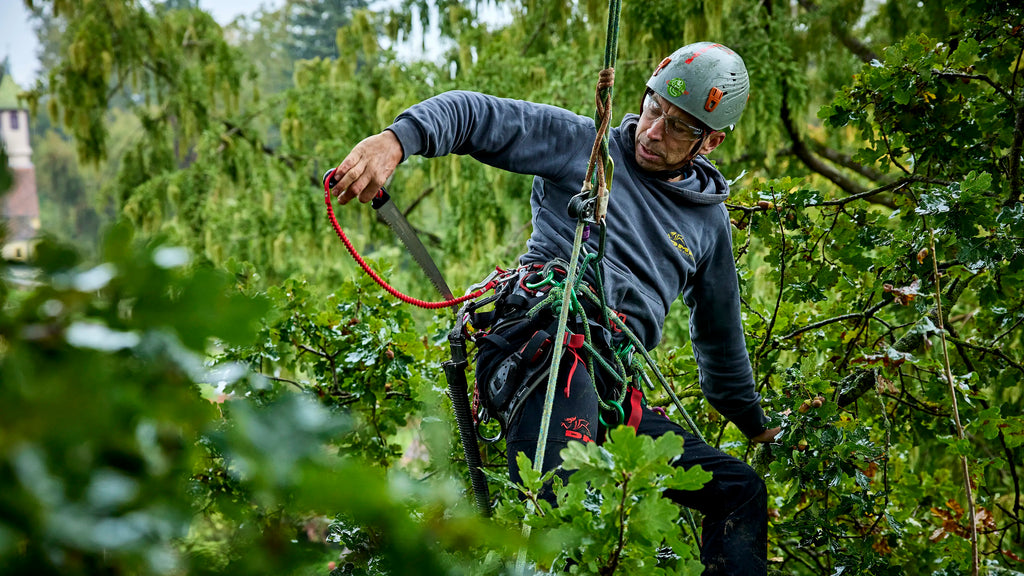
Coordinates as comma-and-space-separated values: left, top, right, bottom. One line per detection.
330, 42, 780, 575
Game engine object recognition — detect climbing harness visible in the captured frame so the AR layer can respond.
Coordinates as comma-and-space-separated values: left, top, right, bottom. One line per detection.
465, 261, 635, 443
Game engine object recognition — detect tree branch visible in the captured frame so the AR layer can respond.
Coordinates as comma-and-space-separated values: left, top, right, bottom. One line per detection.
779, 299, 891, 341
265, 375, 306, 391
1007, 103, 1023, 206
221, 120, 298, 169
934, 70, 1014, 102
599, 473, 630, 576
837, 274, 970, 407
781, 79, 866, 196
807, 176, 951, 207
946, 336, 1024, 376
402, 186, 435, 218
755, 188, 787, 362
796, 0, 879, 63
808, 139, 888, 183
519, 5, 550, 57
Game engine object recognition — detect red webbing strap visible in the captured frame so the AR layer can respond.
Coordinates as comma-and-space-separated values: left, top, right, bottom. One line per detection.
626, 386, 643, 431
563, 333, 586, 398
323, 179, 494, 309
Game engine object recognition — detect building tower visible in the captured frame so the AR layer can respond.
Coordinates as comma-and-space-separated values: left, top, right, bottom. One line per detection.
0, 70, 39, 260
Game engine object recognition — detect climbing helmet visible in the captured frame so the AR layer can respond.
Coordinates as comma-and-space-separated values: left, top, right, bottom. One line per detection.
645, 42, 750, 131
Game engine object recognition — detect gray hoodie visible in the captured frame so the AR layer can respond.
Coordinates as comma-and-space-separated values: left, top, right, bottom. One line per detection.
388, 90, 768, 438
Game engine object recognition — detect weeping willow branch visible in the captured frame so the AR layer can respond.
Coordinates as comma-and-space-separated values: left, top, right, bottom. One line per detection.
808, 139, 887, 183
795, 0, 879, 63
780, 78, 866, 196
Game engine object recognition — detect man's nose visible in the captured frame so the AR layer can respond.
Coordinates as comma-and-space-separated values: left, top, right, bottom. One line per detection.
646, 116, 666, 141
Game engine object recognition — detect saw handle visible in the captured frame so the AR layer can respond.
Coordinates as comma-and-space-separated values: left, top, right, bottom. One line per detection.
322, 169, 389, 209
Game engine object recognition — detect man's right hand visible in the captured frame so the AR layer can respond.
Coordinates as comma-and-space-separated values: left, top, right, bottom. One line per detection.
330, 130, 404, 205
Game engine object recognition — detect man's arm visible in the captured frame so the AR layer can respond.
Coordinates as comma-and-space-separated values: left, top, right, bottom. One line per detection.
686, 205, 772, 440
331, 91, 594, 203
750, 426, 781, 443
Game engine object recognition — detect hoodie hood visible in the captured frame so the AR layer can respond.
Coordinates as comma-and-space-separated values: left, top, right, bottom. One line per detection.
615, 114, 730, 206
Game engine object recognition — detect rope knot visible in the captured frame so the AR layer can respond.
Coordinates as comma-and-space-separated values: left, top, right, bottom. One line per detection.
595, 68, 615, 117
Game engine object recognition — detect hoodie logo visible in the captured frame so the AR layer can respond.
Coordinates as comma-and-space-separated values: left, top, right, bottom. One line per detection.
668, 231, 695, 262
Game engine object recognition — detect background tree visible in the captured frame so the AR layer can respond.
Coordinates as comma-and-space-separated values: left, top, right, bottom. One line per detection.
286, 0, 370, 61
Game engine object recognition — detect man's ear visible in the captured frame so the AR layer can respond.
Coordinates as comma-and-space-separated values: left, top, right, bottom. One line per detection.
698, 131, 726, 155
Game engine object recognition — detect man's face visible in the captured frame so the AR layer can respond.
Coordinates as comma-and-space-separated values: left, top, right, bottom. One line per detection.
634, 92, 723, 173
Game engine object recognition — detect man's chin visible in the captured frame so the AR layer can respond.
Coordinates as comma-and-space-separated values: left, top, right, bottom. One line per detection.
635, 148, 664, 171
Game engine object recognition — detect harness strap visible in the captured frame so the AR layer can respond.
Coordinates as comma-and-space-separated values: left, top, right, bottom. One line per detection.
626, 386, 644, 431
563, 332, 586, 398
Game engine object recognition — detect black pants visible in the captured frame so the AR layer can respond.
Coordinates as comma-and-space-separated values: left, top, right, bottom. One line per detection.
500, 348, 768, 576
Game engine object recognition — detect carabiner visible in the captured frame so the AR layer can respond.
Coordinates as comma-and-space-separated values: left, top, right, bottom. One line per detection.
525, 269, 556, 290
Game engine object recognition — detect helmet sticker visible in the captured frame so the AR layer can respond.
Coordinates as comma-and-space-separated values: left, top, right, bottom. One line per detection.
667, 78, 687, 98
705, 86, 724, 112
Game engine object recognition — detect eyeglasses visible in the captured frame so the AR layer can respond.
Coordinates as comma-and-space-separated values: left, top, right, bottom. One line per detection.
641, 93, 704, 141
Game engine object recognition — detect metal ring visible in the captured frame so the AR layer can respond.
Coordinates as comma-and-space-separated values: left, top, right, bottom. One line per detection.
476, 416, 505, 444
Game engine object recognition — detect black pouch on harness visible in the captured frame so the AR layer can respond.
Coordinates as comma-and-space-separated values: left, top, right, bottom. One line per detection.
474, 315, 555, 421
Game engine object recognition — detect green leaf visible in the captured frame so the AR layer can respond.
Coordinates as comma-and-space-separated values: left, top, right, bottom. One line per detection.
997, 417, 1024, 448
666, 465, 712, 492
630, 494, 680, 546
959, 171, 993, 200
516, 451, 545, 493
938, 435, 974, 457
996, 203, 1024, 227
948, 37, 980, 67
787, 281, 828, 303
560, 438, 615, 473
916, 186, 957, 215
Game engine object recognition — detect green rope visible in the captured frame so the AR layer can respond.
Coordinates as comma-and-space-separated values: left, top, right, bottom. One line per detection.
582, 289, 707, 444
528, 220, 587, 479
515, 3, 623, 570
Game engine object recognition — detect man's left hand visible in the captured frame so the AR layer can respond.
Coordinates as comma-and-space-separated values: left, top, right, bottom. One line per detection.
750, 427, 781, 444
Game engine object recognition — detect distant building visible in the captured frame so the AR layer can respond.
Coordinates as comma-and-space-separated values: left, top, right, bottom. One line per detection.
0, 71, 39, 261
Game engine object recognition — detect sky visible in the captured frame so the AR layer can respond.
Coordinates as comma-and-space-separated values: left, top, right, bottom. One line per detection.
0, 0, 285, 88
